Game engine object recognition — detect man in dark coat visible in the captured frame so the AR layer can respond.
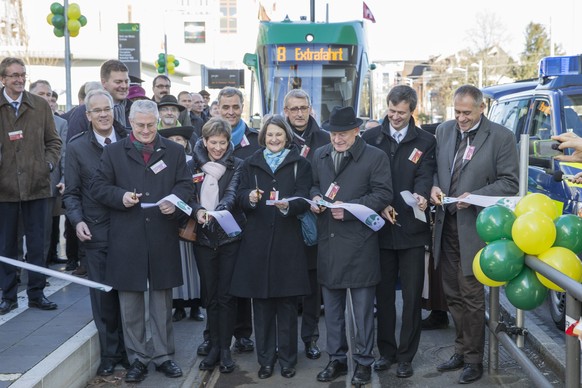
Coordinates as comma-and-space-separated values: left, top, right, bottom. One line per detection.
0, 57, 62, 314
430, 85, 519, 384
91, 99, 192, 383
284, 89, 330, 361
362, 85, 436, 378
310, 106, 393, 385
63, 89, 130, 377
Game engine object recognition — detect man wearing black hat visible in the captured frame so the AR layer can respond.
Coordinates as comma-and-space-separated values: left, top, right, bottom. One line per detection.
310, 106, 393, 385
157, 94, 192, 129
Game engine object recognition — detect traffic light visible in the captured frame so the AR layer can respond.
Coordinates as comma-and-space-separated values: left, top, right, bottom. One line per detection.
47, 2, 88, 38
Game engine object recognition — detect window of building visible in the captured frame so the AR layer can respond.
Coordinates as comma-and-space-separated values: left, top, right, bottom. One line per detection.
220, 0, 237, 33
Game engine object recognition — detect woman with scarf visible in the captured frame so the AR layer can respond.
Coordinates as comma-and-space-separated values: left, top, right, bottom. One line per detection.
230, 114, 312, 379
189, 117, 245, 374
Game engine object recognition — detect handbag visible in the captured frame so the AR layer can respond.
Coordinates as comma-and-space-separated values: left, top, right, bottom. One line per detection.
178, 218, 198, 242
293, 161, 318, 246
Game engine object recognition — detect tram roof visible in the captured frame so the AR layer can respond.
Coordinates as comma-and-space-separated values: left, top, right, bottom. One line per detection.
256, 20, 366, 46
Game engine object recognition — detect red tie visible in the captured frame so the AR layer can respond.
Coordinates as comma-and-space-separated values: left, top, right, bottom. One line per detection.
104, 137, 112, 145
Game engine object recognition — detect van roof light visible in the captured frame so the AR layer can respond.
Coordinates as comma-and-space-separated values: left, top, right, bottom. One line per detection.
539, 55, 582, 78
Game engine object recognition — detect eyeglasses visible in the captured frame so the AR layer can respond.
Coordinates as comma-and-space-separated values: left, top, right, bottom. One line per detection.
3, 73, 27, 79
87, 107, 113, 115
155, 84, 171, 89
286, 106, 309, 114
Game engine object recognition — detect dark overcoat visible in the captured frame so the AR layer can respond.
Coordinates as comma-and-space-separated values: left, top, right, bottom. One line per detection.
310, 136, 393, 289
230, 146, 312, 299
362, 117, 436, 249
90, 135, 193, 291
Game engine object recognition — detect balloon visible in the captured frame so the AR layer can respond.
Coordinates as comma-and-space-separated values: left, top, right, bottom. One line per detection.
480, 239, 524, 282
536, 247, 582, 291
69, 29, 79, 37
168, 68, 175, 75
173, 59, 180, 67
473, 248, 506, 287
53, 27, 64, 38
157, 66, 165, 74
46, 13, 54, 25
50, 2, 64, 15
51, 14, 65, 29
68, 3, 82, 20
167, 62, 175, 71
158, 57, 166, 66
554, 214, 582, 254
505, 267, 548, 310
79, 15, 88, 27
514, 193, 559, 220
158, 53, 166, 60
476, 205, 516, 242
167, 54, 175, 63
512, 211, 556, 255
67, 19, 81, 34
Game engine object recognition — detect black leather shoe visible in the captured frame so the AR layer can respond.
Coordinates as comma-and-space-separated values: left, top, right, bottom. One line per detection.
258, 365, 273, 379
305, 340, 321, 359
155, 360, 182, 378
234, 337, 254, 352
199, 347, 220, 370
0, 300, 18, 315
28, 296, 57, 310
197, 339, 211, 356
49, 256, 68, 264
422, 310, 449, 330
316, 359, 348, 382
281, 366, 296, 378
172, 307, 186, 322
190, 307, 205, 321
97, 359, 116, 376
125, 359, 148, 383
459, 363, 483, 384
65, 259, 78, 271
219, 348, 235, 373
437, 353, 464, 372
373, 356, 394, 371
397, 361, 413, 378
351, 363, 372, 385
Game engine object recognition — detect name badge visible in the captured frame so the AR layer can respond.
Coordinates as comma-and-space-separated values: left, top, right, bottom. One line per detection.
463, 146, 476, 161
269, 190, 279, 201
150, 160, 167, 174
9, 130, 23, 141
192, 172, 205, 183
240, 134, 250, 147
409, 148, 423, 164
325, 182, 340, 200
300, 144, 311, 158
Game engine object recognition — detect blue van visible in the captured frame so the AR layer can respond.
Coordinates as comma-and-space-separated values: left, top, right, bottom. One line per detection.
482, 55, 582, 329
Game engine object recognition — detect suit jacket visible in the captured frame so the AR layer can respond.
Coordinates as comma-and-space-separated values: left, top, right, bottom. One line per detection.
49, 115, 68, 197
432, 115, 519, 275
90, 135, 193, 291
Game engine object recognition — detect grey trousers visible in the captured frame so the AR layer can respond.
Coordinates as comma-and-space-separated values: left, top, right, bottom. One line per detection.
118, 288, 175, 366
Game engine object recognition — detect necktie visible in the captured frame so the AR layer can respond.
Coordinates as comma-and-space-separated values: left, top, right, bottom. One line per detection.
104, 137, 112, 145
447, 132, 470, 214
393, 132, 402, 143
332, 151, 344, 173
11, 101, 19, 116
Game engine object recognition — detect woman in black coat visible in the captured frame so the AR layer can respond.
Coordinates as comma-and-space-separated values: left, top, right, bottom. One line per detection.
230, 115, 312, 379
188, 118, 245, 374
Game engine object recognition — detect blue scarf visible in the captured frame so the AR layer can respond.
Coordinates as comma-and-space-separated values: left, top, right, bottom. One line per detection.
263, 148, 290, 173
230, 120, 246, 147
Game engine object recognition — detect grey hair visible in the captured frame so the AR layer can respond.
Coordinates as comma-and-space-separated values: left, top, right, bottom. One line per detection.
454, 84, 484, 106
84, 89, 114, 110
283, 89, 311, 107
129, 99, 160, 120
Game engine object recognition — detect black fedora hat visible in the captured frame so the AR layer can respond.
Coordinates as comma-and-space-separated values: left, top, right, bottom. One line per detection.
321, 106, 363, 132
158, 126, 194, 140
157, 95, 186, 112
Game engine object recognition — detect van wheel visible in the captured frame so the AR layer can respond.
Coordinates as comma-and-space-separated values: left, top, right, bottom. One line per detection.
549, 290, 566, 330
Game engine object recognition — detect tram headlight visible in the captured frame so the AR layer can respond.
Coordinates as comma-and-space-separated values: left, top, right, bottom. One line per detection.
305, 34, 314, 43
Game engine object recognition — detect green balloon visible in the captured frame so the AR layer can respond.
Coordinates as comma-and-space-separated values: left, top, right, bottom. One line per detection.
480, 239, 524, 282
51, 14, 65, 29
53, 27, 64, 38
554, 214, 582, 254
50, 2, 64, 15
476, 205, 516, 242
174, 59, 180, 67
157, 66, 165, 74
79, 15, 88, 27
505, 267, 548, 310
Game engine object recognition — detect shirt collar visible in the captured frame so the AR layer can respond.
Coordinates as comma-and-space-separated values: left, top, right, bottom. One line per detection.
93, 129, 117, 147
390, 124, 409, 140
3, 89, 22, 105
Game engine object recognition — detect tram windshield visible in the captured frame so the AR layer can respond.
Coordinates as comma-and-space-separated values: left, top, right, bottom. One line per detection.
258, 44, 361, 123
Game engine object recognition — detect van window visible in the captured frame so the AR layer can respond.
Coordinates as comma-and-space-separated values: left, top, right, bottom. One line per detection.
563, 95, 582, 136
488, 98, 530, 138
530, 99, 552, 140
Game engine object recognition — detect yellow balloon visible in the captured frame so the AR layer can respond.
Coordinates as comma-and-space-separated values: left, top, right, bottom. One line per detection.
68, 19, 81, 33
512, 211, 556, 255
69, 29, 79, 37
46, 13, 54, 26
473, 248, 506, 287
167, 54, 175, 63
168, 68, 175, 75
167, 62, 175, 70
515, 193, 559, 220
68, 3, 81, 20
536, 246, 582, 291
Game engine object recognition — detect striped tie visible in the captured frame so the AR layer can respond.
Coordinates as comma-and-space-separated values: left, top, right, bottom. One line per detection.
11, 101, 19, 116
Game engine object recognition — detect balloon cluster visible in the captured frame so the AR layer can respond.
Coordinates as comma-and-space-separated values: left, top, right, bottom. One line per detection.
46, 2, 87, 38
474, 193, 582, 310
155, 53, 180, 75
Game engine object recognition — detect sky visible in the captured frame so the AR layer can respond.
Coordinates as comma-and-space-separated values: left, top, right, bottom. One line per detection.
279, 0, 581, 61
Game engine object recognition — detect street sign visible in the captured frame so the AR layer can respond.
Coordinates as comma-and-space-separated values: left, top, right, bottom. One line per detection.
118, 23, 141, 80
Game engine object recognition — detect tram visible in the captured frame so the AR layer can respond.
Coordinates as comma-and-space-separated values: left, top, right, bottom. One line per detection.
243, 19, 374, 123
